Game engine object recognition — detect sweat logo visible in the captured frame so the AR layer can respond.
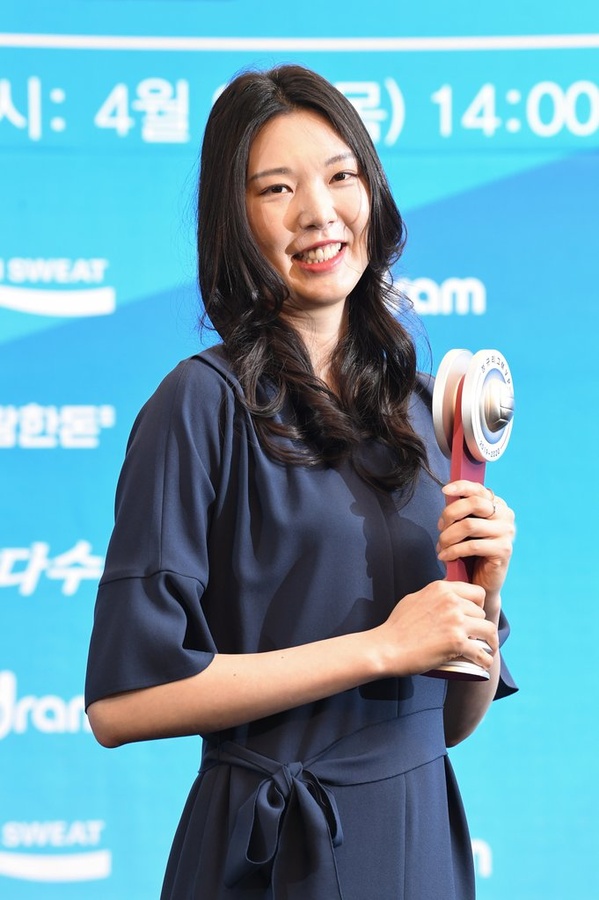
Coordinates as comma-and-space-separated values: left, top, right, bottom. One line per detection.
0, 820, 111, 882
0, 257, 115, 317
0, 674, 108, 882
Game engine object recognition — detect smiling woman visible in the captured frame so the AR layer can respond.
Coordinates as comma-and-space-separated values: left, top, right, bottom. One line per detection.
85, 64, 517, 900
195, 66, 422, 482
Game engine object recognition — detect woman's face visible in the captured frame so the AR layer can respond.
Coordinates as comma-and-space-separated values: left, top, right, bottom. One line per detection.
246, 109, 370, 319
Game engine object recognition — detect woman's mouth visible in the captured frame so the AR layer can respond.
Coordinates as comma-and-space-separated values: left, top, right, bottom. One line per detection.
294, 242, 344, 265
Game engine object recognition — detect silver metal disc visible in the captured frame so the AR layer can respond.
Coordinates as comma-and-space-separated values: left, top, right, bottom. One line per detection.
432, 349, 472, 458
461, 350, 515, 462
427, 638, 492, 681
429, 659, 491, 681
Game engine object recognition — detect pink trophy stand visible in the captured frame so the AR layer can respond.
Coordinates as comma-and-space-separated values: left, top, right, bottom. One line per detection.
426, 349, 515, 681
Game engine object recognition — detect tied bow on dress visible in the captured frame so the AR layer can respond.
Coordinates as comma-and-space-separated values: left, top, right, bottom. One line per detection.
202, 710, 447, 900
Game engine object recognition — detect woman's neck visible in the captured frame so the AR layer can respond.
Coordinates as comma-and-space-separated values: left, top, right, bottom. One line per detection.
281, 303, 348, 390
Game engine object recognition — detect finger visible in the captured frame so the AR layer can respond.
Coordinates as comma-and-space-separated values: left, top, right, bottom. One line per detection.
437, 510, 513, 558
444, 580, 487, 609
439, 533, 513, 567
466, 617, 499, 649
444, 619, 498, 668
442, 480, 491, 499
439, 497, 514, 542
461, 637, 496, 669
440, 482, 497, 525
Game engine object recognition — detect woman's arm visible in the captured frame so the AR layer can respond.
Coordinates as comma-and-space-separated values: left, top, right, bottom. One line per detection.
88, 630, 384, 747
87, 577, 495, 748
443, 591, 502, 746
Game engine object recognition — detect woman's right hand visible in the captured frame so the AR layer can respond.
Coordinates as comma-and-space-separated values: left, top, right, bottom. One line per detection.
375, 580, 499, 678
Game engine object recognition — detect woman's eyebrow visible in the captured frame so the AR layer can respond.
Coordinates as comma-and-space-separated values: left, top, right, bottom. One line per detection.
247, 166, 291, 183
325, 152, 356, 166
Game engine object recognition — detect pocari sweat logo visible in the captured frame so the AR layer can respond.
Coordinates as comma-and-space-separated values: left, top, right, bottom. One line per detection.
0, 257, 115, 317
0, 671, 91, 739
0, 820, 111, 882
0, 674, 109, 881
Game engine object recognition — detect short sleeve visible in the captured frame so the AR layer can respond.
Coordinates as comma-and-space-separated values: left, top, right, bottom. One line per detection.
85, 355, 236, 708
495, 609, 518, 699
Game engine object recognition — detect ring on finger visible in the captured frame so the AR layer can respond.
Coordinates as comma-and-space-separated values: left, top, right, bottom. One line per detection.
485, 488, 497, 518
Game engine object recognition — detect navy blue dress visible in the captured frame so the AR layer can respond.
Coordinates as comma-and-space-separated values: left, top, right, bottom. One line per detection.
85, 346, 516, 900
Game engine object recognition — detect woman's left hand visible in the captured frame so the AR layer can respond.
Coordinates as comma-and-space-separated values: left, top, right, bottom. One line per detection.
436, 480, 516, 598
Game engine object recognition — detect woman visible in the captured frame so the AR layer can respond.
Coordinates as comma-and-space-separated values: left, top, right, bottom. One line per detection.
85, 65, 517, 899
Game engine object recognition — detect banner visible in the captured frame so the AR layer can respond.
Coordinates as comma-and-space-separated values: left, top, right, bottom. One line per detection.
1, 2, 598, 897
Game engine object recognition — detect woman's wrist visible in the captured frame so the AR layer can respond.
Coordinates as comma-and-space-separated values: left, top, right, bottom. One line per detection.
483, 589, 502, 623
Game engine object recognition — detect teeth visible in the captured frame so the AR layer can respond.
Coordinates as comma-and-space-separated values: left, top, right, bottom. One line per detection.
297, 242, 342, 263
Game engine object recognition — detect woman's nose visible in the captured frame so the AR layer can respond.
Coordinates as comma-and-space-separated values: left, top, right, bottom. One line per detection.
295, 184, 337, 230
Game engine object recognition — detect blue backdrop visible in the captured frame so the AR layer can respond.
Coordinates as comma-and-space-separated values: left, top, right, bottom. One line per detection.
1, 2, 598, 897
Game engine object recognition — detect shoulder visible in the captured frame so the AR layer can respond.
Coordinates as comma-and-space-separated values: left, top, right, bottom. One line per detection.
129, 345, 242, 437
115, 346, 246, 513
154, 344, 240, 404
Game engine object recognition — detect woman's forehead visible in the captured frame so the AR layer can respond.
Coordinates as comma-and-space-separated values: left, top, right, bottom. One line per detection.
248, 110, 355, 169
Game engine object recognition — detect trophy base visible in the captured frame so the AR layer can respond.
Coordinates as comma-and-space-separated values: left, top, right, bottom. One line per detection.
425, 660, 490, 681
425, 639, 492, 682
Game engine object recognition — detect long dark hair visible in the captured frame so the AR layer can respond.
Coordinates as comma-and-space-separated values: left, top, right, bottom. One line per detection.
197, 65, 427, 492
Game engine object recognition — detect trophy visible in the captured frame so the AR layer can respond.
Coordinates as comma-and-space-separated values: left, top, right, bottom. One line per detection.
427, 349, 515, 680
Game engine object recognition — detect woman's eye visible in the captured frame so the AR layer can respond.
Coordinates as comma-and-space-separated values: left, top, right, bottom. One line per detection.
332, 171, 357, 183
263, 184, 290, 195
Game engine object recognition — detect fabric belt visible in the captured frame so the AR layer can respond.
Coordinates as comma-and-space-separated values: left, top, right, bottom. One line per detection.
201, 708, 446, 899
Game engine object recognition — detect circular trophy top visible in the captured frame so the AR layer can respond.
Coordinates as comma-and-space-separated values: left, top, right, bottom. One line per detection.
432, 348, 515, 462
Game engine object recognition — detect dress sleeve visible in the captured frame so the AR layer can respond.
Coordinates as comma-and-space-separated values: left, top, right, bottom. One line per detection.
85, 357, 233, 707
495, 609, 518, 699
